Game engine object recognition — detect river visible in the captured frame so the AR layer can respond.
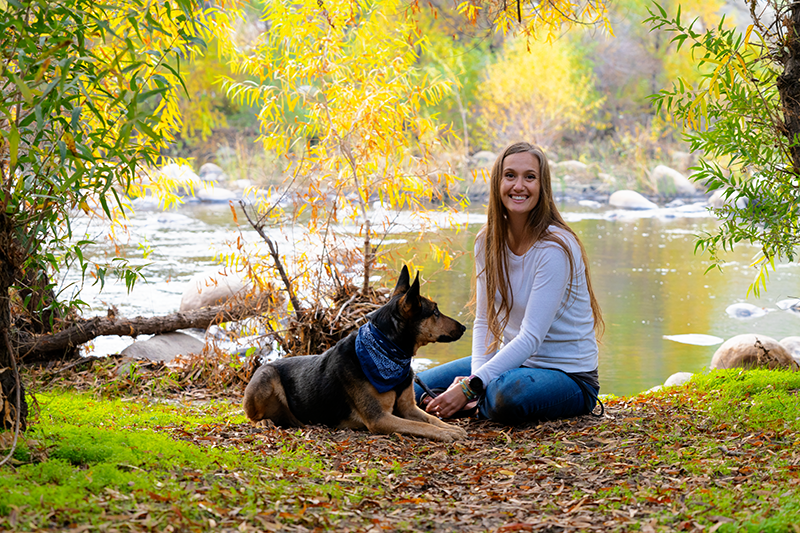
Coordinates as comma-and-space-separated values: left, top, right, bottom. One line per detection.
64, 198, 800, 397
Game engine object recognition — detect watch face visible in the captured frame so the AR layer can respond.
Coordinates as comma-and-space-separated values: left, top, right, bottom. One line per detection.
470, 376, 484, 393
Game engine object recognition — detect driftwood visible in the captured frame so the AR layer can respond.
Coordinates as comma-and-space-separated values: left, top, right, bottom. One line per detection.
14, 293, 275, 362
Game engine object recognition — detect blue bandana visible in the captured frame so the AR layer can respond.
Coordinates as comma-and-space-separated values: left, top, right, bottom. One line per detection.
354, 322, 412, 393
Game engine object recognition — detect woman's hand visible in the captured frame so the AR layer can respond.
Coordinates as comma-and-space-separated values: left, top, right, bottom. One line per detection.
426, 376, 475, 419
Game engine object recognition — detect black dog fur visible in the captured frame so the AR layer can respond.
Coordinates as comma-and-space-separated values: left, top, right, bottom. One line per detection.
242, 266, 467, 441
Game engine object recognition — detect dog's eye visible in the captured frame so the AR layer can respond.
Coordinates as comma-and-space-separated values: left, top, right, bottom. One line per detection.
433, 308, 440, 318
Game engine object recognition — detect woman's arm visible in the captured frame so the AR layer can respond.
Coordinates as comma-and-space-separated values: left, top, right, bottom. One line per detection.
470, 245, 491, 373
472, 242, 571, 384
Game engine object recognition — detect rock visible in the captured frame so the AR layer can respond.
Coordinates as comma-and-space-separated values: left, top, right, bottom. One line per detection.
554, 160, 589, 174
121, 331, 205, 363
710, 334, 798, 370
664, 372, 693, 387
663, 333, 724, 346
725, 303, 769, 319
180, 271, 247, 312
578, 199, 602, 209
471, 151, 496, 166
779, 337, 800, 364
708, 188, 749, 209
197, 187, 237, 203
608, 190, 658, 210
198, 162, 225, 182
665, 199, 685, 208
651, 165, 697, 196
160, 163, 201, 196
776, 299, 800, 312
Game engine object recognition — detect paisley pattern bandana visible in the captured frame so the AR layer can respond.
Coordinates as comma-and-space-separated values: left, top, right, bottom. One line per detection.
355, 322, 412, 393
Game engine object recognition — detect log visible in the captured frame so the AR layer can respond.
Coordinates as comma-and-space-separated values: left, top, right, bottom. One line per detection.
14, 293, 275, 362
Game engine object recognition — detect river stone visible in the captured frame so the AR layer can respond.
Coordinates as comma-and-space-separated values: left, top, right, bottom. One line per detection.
197, 187, 237, 203
199, 162, 225, 182
608, 190, 658, 210
725, 303, 768, 319
652, 165, 697, 196
779, 337, 800, 365
664, 372, 693, 387
180, 272, 246, 312
471, 151, 496, 165
710, 334, 798, 371
160, 163, 201, 196
121, 332, 204, 362
554, 160, 589, 174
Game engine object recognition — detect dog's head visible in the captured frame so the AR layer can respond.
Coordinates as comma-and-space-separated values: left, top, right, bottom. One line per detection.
370, 265, 466, 355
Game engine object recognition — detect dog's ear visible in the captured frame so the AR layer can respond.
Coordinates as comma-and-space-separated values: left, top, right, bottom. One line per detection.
398, 272, 421, 317
392, 265, 411, 297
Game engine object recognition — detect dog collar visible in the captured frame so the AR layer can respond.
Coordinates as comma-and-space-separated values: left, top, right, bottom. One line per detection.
354, 322, 412, 393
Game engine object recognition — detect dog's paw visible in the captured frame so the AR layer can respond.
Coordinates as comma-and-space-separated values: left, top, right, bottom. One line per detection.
252, 419, 275, 429
436, 425, 467, 442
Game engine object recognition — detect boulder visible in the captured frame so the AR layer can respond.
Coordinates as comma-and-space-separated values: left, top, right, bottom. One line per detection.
554, 160, 589, 174
198, 162, 225, 183
608, 190, 658, 210
160, 163, 201, 196
710, 334, 798, 370
180, 271, 247, 312
652, 165, 697, 196
197, 187, 237, 203
779, 336, 800, 364
664, 372, 693, 387
121, 331, 205, 363
708, 188, 749, 209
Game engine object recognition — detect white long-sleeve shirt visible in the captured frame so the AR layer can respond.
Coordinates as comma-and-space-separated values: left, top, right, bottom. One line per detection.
471, 226, 599, 384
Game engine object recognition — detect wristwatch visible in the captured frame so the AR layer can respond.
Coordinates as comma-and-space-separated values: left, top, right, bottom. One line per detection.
468, 375, 484, 395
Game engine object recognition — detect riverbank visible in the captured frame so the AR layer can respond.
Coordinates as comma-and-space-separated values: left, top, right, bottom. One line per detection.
2, 367, 798, 532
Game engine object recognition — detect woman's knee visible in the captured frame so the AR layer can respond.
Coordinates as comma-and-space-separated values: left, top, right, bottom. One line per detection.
481, 374, 533, 423
480, 369, 586, 424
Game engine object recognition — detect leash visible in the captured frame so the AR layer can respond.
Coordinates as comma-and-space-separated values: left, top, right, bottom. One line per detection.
414, 375, 438, 399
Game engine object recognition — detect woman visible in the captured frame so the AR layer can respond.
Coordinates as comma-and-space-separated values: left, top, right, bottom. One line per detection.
416, 142, 604, 424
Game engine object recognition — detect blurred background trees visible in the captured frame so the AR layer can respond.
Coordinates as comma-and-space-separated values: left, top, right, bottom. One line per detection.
171, 0, 742, 172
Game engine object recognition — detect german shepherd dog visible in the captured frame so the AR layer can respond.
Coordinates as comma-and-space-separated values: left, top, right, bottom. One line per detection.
243, 266, 467, 442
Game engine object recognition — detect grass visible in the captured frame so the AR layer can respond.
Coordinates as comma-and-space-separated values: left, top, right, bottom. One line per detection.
1, 368, 800, 531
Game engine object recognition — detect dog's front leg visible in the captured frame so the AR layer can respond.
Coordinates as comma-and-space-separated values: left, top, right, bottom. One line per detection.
367, 412, 466, 442
391, 387, 467, 440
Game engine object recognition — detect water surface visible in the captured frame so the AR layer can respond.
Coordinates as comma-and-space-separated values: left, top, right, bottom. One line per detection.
66, 201, 800, 397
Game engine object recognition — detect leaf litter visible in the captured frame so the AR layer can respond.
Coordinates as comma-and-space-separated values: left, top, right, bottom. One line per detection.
4, 364, 800, 532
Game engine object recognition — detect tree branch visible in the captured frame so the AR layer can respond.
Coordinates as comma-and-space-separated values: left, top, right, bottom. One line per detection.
14, 292, 275, 362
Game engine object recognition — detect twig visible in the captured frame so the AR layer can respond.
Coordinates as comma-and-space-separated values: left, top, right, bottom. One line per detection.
330, 291, 360, 334
238, 200, 303, 319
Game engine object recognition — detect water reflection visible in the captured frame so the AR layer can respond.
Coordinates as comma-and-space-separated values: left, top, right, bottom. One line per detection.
408, 208, 800, 397
68, 201, 800, 397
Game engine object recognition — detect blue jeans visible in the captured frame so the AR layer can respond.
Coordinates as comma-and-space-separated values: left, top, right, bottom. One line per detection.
414, 356, 597, 425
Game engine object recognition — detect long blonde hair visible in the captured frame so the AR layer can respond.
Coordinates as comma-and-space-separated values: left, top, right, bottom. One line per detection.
476, 142, 604, 353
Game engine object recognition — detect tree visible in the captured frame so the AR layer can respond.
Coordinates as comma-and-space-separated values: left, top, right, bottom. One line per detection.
222, 0, 464, 309
478, 35, 605, 149
647, 1, 800, 295
0, 0, 236, 434
219, 0, 613, 320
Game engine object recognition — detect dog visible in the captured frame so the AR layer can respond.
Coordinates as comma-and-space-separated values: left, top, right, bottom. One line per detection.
242, 266, 467, 442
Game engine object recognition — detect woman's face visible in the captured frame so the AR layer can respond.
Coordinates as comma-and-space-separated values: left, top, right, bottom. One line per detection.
499, 151, 541, 220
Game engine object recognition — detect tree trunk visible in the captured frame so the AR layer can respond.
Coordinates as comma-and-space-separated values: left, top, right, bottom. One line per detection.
14, 292, 275, 362
777, 2, 800, 172
0, 241, 27, 431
